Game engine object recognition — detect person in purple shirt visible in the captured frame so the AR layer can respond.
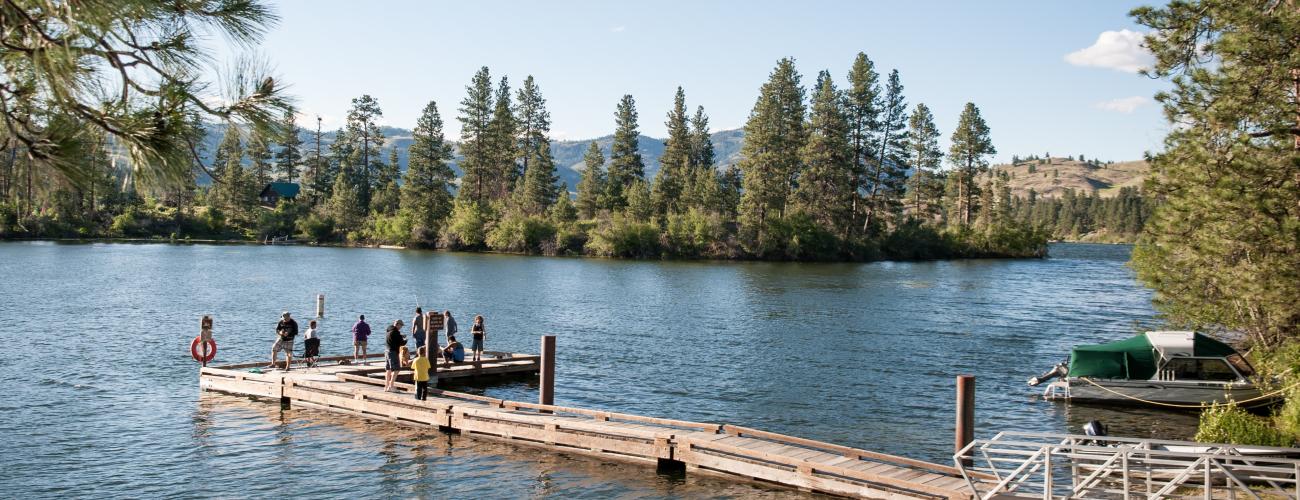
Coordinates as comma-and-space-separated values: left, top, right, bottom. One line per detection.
352, 314, 371, 364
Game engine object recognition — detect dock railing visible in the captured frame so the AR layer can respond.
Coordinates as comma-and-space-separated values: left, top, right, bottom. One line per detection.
954, 431, 1300, 499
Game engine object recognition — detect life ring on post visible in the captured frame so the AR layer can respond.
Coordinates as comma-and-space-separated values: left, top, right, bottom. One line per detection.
191, 336, 217, 363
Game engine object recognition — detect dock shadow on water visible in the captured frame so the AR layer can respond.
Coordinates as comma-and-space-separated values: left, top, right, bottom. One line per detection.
0, 241, 1174, 497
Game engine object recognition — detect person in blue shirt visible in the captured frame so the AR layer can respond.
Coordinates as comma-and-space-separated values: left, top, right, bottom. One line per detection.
441, 335, 465, 364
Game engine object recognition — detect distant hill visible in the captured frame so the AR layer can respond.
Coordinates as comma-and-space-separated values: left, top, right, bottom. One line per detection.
198, 123, 746, 191
980, 157, 1149, 199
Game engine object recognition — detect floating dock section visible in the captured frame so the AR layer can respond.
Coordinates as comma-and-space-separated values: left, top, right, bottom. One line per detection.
200, 354, 986, 499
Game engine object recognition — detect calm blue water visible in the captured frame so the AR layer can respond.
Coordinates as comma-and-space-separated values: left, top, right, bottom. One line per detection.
0, 242, 1190, 498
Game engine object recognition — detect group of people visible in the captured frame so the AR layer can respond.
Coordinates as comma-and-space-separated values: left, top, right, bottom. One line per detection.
266, 308, 488, 392
356, 308, 488, 395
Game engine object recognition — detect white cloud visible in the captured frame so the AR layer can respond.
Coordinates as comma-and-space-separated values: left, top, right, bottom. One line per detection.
610, 25, 626, 33
1065, 29, 1154, 73
1093, 96, 1149, 113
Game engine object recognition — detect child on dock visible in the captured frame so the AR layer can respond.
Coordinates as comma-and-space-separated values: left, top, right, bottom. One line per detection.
470, 315, 486, 362
411, 347, 431, 401
303, 319, 320, 367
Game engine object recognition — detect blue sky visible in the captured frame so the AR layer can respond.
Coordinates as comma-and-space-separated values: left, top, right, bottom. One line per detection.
218, 1, 1168, 163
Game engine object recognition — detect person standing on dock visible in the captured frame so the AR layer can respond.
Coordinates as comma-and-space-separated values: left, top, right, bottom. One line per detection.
470, 315, 486, 362
411, 346, 431, 400
411, 307, 426, 351
384, 320, 405, 392
271, 312, 298, 371
444, 310, 458, 346
351, 315, 371, 364
303, 319, 320, 368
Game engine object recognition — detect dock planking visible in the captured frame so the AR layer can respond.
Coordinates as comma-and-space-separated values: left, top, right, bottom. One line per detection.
199, 356, 987, 499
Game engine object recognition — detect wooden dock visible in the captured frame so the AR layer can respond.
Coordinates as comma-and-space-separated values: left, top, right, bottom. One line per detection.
200, 355, 987, 499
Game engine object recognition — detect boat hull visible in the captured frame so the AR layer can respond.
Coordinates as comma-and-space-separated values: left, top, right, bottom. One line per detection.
1065, 378, 1279, 409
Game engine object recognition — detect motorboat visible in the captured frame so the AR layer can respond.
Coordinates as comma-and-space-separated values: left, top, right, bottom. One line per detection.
1028, 331, 1280, 409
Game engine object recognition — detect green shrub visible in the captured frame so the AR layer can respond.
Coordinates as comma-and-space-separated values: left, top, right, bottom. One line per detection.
295, 212, 335, 243
486, 212, 555, 254
366, 211, 415, 246
441, 200, 490, 249
587, 215, 661, 258
1195, 402, 1294, 447
664, 209, 729, 258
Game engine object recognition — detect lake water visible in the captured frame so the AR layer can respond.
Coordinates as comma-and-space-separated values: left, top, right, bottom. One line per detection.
0, 241, 1195, 497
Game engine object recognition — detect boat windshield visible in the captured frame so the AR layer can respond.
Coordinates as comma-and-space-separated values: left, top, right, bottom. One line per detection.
1164, 357, 1241, 382
1225, 354, 1255, 377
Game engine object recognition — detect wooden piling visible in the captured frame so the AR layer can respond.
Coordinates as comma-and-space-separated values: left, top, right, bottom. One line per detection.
540, 335, 556, 409
955, 375, 975, 464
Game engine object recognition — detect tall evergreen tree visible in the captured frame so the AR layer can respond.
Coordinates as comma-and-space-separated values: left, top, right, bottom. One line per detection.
1129, 1, 1300, 346
794, 71, 854, 237
844, 52, 882, 235
303, 116, 330, 203
862, 69, 908, 233
402, 101, 456, 234
653, 87, 692, 217
211, 125, 243, 209
576, 141, 607, 219
606, 94, 645, 209
515, 76, 551, 183
947, 102, 996, 226
904, 103, 943, 220
737, 57, 807, 252
458, 67, 495, 205
275, 108, 303, 182
247, 129, 272, 189
516, 141, 560, 215
345, 94, 384, 208
485, 76, 518, 202
688, 106, 715, 172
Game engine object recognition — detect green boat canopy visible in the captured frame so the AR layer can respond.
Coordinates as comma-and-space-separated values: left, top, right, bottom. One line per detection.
1068, 332, 1239, 379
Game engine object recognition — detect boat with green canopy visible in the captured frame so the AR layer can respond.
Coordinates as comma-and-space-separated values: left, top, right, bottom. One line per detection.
1028, 331, 1278, 408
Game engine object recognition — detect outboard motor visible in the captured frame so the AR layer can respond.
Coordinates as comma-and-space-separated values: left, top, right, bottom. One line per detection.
1083, 420, 1108, 443
1028, 362, 1068, 387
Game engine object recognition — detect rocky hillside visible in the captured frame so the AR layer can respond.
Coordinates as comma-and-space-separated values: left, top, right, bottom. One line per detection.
980, 157, 1149, 199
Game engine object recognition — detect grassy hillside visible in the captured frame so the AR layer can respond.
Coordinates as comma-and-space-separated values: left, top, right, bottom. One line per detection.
980, 157, 1149, 199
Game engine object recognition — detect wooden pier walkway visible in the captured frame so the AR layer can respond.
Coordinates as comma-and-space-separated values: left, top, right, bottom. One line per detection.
200, 356, 987, 499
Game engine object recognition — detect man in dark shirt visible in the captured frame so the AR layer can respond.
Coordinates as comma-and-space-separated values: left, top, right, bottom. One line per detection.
352, 315, 371, 364
270, 311, 299, 371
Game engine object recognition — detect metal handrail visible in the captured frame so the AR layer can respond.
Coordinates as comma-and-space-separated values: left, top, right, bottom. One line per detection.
955, 431, 1300, 499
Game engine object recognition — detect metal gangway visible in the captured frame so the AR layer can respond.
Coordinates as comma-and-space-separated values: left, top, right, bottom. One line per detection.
954, 431, 1300, 499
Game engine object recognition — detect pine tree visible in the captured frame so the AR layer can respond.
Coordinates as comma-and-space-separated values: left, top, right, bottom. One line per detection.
211, 125, 244, 211
345, 94, 384, 208
625, 179, 653, 222
606, 94, 645, 209
794, 70, 854, 237
862, 69, 908, 233
515, 76, 551, 184
516, 141, 560, 215
576, 141, 606, 219
275, 108, 303, 182
653, 87, 692, 216
948, 102, 996, 226
328, 172, 364, 232
458, 67, 495, 205
247, 129, 272, 189
485, 76, 518, 202
904, 103, 943, 221
688, 106, 715, 173
369, 148, 400, 215
737, 58, 807, 252
844, 52, 882, 236
303, 116, 330, 203
402, 101, 456, 234
1130, 1, 1300, 346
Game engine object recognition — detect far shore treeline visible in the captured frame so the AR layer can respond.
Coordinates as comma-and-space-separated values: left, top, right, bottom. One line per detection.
3, 54, 1071, 260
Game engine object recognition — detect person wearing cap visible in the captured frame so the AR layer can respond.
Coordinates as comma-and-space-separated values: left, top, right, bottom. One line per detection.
384, 319, 406, 392
270, 311, 299, 371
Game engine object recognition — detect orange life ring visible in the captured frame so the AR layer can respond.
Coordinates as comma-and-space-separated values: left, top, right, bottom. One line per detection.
191, 336, 217, 363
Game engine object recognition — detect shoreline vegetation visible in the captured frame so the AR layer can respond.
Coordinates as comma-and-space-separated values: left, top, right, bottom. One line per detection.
2, 53, 1066, 262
